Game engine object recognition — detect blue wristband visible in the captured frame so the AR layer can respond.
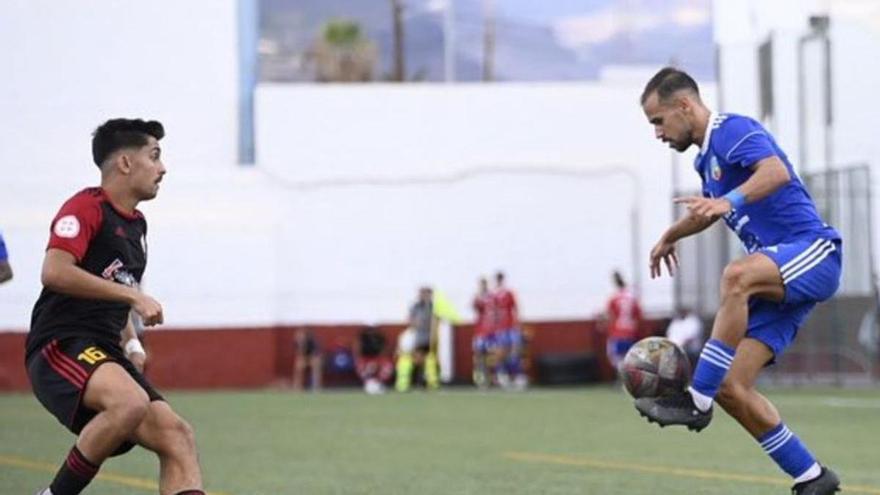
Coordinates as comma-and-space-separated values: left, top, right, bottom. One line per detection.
723, 189, 746, 209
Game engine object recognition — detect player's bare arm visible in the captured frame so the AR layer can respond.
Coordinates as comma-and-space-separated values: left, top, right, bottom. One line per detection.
120, 312, 147, 372
0, 259, 12, 283
41, 248, 163, 325
675, 156, 791, 219
650, 213, 717, 278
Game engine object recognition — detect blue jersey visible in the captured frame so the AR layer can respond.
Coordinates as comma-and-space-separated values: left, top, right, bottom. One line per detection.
0, 231, 7, 261
694, 114, 839, 252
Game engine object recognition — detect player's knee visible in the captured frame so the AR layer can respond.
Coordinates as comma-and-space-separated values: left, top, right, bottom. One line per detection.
157, 416, 198, 457
109, 394, 150, 432
173, 418, 198, 454
719, 263, 749, 299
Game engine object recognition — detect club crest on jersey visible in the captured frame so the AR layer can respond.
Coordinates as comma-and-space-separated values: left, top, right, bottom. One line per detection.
54, 215, 80, 238
710, 156, 722, 181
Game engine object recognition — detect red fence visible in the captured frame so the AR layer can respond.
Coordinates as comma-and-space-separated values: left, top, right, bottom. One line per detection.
0, 319, 667, 391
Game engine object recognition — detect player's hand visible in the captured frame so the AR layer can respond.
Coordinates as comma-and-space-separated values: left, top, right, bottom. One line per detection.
674, 196, 732, 219
649, 238, 678, 278
128, 351, 146, 373
132, 293, 164, 326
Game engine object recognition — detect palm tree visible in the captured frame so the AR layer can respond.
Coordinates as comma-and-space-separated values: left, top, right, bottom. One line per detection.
310, 19, 377, 82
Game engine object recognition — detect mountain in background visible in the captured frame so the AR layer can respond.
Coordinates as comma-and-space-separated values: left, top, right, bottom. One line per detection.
259, 0, 713, 82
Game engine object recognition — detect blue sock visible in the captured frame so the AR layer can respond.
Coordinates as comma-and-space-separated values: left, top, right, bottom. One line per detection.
758, 423, 817, 478
505, 354, 522, 375
690, 339, 736, 399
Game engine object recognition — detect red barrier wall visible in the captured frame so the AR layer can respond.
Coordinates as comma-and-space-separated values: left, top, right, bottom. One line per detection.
0, 333, 28, 389
0, 319, 667, 391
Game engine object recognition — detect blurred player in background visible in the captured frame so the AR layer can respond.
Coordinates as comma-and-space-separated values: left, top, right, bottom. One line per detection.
395, 286, 440, 391
353, 325, 393, 394
25, 119, 205, 495
0, 228, 13, 284
292, 328, 323, 391
471, 276, 497, 388
603, 270, 643, 377
665, 306, 704, 366
493, 271, 527, 390
638, 67, 841, 493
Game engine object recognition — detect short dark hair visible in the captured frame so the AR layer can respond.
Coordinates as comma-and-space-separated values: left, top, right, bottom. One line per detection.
640, 67, 699, 105
92, 118, 164, 168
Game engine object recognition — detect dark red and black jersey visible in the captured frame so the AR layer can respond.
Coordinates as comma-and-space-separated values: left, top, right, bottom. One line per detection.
26, 188, 148, 360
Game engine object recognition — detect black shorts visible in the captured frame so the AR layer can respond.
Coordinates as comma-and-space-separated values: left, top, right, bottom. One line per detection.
26, 337, 164, 454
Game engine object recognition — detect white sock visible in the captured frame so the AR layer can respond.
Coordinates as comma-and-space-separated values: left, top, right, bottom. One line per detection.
794, 462, 822, 483
688, 386, 714, 412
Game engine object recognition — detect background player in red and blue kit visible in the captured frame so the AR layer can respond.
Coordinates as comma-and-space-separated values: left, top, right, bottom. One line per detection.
637, 67, 841, 494
493, 271, 527, 389
0, 229, 13, 284
26, 119, 205, 495
604, 271, 642, 374
472, 277, 497, 388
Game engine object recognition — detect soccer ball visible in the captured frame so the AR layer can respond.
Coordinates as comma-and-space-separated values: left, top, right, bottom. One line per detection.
620, 337, 691, 398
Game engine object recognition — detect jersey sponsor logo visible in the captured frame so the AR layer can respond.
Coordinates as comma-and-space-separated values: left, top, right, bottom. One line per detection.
113, 269, 138, 288
100, 259, 138, 287
101, 258, 124, 280
54, 215, 80, 238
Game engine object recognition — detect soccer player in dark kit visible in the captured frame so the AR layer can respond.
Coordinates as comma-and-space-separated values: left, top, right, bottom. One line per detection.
26, 119, 205, 495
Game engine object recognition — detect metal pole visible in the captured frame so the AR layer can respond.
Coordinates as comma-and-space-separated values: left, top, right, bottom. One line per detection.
391, 0, 406, 82
237, 0, 258, 165
670, 150, 681, 310
797, 34, 808, 172
444, 0, 456, 82
631, 203, 641, 299
482, 0, 495, 81
823, 23, 833, 172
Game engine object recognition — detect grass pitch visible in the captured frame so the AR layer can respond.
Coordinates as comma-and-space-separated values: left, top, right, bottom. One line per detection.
2, 386, 879, 494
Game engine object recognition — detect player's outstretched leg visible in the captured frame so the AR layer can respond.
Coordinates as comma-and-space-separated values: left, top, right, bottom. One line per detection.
67, 364, 153, 494
133, 401, 204, 495
715, 339, 839, 494
635, 254, 783, 431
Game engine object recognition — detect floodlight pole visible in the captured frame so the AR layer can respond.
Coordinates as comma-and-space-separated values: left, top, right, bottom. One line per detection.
482, 0, 495, 81
797, 15, 832, 173
391, 0, 406, 82
444, 0, 456, 82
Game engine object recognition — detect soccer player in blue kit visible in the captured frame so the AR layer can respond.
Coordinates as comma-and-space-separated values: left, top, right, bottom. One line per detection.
636, 67, 841, 494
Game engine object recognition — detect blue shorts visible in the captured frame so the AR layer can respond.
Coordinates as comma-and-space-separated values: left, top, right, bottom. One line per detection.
473, 333, 499, 354
498, 327, 524, 350
606, 338, 635, 367
748, 238, 842, 358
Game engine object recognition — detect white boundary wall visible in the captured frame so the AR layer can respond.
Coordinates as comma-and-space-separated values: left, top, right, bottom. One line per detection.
1, 1, 720, 329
